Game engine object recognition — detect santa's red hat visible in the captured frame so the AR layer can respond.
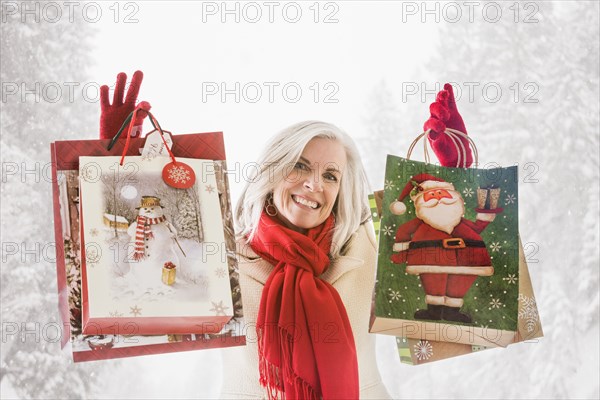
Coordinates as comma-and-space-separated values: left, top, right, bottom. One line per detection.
389, 173, 455, 215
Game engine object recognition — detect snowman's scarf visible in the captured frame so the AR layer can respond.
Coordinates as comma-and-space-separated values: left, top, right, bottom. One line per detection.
133, 215, 167, 261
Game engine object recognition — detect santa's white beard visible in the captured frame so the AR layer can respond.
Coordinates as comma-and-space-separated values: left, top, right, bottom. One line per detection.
415, 195, 465, 234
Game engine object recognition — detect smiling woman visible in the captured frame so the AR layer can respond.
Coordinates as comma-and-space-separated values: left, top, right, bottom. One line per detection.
271, 137, 346, 234
235, 121, 372, 259
222, 121, 391, 399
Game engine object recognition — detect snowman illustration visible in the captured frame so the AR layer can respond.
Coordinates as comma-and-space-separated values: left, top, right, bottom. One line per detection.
127, 196, 181, 292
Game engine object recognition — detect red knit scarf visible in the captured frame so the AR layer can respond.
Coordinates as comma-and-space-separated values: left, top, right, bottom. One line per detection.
133, 215, 166, 260
250, 212, 359, 400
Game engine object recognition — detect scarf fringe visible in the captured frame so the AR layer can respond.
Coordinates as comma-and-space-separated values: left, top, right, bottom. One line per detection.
257, 326, 319, 400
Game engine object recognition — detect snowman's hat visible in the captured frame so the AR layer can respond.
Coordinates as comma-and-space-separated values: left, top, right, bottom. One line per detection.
136, 196, 164, 209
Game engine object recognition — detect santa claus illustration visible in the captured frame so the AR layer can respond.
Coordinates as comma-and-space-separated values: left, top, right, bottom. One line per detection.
390, 173, 501, 323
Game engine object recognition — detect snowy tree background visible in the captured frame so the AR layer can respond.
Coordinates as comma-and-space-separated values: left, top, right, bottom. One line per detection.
1, 1, 598, 399
1, 1, 101, 397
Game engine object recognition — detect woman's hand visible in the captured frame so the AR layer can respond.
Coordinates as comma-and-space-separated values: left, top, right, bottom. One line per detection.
423, 83, 473, 168
99, 70, 150, 140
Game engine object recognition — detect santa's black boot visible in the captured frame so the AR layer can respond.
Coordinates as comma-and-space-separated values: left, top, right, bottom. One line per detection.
442, 306, 472, 323
414, 304, 443, 320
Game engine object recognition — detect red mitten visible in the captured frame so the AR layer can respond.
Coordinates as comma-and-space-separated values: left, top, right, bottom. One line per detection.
423, 83, 473, 168
100, 71, 150, 140
391, 251, 408, 265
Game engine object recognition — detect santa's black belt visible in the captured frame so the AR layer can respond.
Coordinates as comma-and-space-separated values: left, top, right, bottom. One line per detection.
409, 239, 486, 250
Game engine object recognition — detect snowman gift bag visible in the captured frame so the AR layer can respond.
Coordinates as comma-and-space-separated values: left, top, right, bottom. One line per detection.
51, 124, 244, 361
74, 110, 239, 338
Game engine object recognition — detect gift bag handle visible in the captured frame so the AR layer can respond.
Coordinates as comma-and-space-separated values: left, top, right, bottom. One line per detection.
107, 105, 166, 151
107, 105, 177, 166
406, 128, 479, 168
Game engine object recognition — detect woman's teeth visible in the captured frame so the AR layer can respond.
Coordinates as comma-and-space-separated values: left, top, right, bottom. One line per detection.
292, 195, 318, 209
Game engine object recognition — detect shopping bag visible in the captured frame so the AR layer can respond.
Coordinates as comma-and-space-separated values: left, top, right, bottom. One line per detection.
51, 125, 245, 361
370, 153, 522, 347
394, 237, 543, 364
78, 154, 233, 335
368, 129, 542, 363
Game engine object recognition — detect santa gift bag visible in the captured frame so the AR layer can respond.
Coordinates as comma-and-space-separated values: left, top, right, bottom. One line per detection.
369, 131, 542, 353
370, 129, 542, 364
50, 113, 245, 361
369, 192, 542, 365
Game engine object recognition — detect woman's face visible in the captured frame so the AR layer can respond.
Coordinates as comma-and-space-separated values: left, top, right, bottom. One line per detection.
272, 138, 347, 234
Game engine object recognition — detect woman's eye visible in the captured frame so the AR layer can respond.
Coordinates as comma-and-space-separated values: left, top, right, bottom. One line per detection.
294, 162, 308, 171
324, 173, 338, 182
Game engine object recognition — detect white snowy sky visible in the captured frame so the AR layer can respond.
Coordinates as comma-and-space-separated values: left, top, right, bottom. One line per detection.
89, 1, 438, 201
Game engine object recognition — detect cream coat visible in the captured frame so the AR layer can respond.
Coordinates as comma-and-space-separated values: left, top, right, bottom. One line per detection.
220, 221, 391, 399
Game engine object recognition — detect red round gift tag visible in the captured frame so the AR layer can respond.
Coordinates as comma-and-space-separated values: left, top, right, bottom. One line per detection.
162, 161, 196, 189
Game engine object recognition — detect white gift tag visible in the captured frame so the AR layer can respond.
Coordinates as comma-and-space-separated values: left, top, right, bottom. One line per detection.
140, 130, 173, 160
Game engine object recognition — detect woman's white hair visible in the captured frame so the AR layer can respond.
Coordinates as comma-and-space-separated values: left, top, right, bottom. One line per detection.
235, 121, 372, 258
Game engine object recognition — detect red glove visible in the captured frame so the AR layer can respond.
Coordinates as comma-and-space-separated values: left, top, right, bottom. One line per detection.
390, 251, 408, 265
423, 83, 473, 168
99, 71, 150, 140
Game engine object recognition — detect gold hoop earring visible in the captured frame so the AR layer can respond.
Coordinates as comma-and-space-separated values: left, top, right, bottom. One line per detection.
265, 195, 278, 216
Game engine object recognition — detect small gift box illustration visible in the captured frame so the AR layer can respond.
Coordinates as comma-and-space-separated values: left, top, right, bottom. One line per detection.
489, 187, 501, 209
162, 261, 177, 285
476, 185, 503, 213
476, 188, 488, 209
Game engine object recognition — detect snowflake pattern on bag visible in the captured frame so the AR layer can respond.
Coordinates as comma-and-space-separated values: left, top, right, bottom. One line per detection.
518, 293, 539, 333
209, 300, 230, 316
413, 340, 433, 361
167, 165, 192, 184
